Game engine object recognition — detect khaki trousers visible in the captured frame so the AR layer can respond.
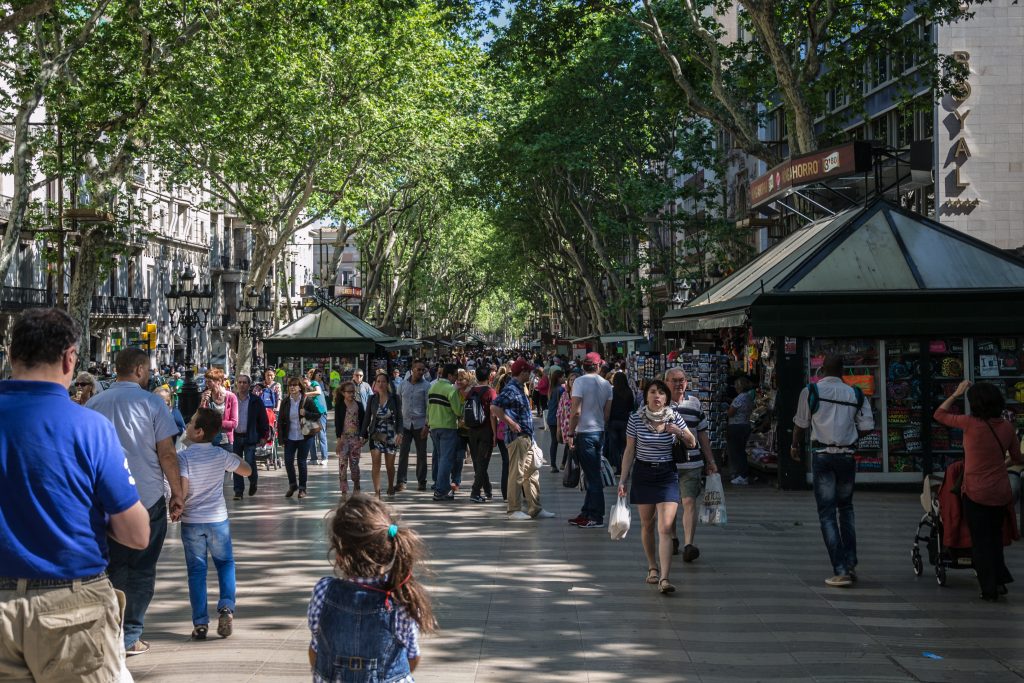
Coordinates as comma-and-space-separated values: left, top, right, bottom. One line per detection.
506, 436, 542, 517
0, 577, 125, 683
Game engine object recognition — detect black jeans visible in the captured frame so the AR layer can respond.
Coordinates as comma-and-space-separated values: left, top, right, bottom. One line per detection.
467, 426, 494, 498
727, 424, 752, 478
107, 497, 167, 647
606, 420, 628, 473
397, 426, 428, 486
548, 428, 561, 469
232, 439, 257, 494
284, 438, 311, 490
963, 494, 1014, 598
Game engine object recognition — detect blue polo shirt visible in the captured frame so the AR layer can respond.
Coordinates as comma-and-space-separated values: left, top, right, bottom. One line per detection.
0, 380, 140, 579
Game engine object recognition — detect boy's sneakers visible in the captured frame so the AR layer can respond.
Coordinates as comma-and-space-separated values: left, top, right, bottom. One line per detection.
217, 608, 234, 637
125, 639, 150, 656
577, 519, 605, 529
191, 625, 208, 641
731, 475, 749, 485
508, 511, 531, 521
825, 575, 853, 587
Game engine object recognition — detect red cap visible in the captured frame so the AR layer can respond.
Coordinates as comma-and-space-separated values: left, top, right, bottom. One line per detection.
584, 352, 603, 366
510, 358, 533, 376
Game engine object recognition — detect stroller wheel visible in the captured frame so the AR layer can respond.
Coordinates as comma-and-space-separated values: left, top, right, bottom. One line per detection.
912, 547, 923, 576
935, 563, 947, 586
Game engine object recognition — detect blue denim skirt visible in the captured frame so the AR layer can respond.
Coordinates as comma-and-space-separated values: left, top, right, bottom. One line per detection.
629, 460, 680, 505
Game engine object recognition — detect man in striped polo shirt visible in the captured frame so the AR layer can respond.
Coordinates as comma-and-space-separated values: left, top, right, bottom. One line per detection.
665, 367, 718, 562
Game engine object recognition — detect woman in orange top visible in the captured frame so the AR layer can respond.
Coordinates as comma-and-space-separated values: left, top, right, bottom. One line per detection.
934, 380, 1023, 601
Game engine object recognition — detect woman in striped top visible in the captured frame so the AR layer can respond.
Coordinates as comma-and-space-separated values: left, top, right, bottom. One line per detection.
617, 379, 696, 594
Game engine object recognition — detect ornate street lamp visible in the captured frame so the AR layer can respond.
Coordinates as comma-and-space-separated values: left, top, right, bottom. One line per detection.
166, 265, 212, 423
238, 292, 272, 372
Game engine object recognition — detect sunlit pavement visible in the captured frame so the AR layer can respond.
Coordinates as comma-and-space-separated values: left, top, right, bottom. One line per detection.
129, 423, 1024, 682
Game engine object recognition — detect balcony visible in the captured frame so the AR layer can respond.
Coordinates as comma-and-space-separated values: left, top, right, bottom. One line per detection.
0, 123, 13, 141
0, 287, 54, 311
210, 254, 231, 272
235, 257, 249, 271
131, 167, 146, 186
212, 312, 239, 329
91, 295, 150, 317
0, 194, 12, 222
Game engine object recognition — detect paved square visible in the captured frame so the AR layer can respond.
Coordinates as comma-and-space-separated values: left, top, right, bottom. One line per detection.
128, 426, 1024, 682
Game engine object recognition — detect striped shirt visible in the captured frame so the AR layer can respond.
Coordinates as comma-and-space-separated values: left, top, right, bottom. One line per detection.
308, 576, 419, 683
626, 409, 690, 463
177, 443, 243, 524
672, 394, 709, 470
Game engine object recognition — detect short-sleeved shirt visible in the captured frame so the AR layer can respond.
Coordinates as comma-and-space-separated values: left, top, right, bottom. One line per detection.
309, 380, 328, 414
0, 380, 140, 579
729, 391, 754, 425
87, 381, 180, 508
626, 409, 690, 463
177, 443, 242, 524
793, 377, 874, 452
308, 576, 420, 662
467, 385, 497, 429
672, 394, 709, 470
571, 373, 613, 434
492, 378, 533, 444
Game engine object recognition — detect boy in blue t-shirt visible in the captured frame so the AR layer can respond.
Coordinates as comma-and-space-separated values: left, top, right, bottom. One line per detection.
177, 407, 251, 640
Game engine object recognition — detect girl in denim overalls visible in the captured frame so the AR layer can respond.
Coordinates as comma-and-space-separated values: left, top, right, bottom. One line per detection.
307, 496, 436, 682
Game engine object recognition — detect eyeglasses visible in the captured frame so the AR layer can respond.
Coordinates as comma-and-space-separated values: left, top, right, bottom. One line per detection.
669, 379, 686, 384
75, 382, 91, 387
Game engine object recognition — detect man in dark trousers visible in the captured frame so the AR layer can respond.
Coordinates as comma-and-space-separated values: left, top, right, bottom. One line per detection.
791, 354, 874, 587
232, 374, 271, 500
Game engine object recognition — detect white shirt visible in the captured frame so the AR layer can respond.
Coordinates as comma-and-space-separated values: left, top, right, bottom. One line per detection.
793, 377, 874, 452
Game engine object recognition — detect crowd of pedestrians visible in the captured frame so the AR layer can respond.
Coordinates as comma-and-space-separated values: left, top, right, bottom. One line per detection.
4, 306, 1022, 682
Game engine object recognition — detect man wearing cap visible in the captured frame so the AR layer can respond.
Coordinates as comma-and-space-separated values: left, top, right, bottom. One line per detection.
0, 309, 151, 679
492, 358, 556, 520
566, 351, 613, 528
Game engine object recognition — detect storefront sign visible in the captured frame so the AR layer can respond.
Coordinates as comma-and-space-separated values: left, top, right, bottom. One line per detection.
944, 51, 975, 211
749, 141, 873, 209
333, 285, 362, 299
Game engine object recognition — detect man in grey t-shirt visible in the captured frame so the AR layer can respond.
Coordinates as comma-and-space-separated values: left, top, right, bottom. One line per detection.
87, 348, 182, 655
566, 352, 613, 528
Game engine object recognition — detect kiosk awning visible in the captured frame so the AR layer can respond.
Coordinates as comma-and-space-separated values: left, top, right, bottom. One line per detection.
263, 304, 396, 357
663, 199, 1024, 337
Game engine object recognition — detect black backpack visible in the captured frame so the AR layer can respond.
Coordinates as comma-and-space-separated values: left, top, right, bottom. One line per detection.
807, 382, 865, 414
463, 388, 488, 429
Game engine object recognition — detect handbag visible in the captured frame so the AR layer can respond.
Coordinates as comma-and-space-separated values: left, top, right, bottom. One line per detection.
562, 448, 581, 488
301, 416, 321, 437
531, 441, 546, 470
600, 456, 616, 487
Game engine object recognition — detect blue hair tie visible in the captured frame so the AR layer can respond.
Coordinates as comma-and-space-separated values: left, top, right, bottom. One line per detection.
388, 524, 399, 538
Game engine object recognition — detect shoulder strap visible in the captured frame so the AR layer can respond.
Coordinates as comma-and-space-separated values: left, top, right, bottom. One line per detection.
984, 419, 1008, 454
807, 383, 819, 414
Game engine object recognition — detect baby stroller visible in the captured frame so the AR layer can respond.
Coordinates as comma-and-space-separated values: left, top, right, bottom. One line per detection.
253, 409, 280, 471
912, 465, 974, 586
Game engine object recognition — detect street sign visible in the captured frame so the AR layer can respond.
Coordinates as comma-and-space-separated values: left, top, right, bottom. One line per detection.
157, 343, 168, 349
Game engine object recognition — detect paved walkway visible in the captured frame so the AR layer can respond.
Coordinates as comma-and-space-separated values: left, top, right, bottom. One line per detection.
128, 425, 1024, 682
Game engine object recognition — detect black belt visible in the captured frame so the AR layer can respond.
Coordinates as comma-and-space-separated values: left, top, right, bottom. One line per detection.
811, 441, 856, 451
0, 571, 107, 591
635, 459, 674, 467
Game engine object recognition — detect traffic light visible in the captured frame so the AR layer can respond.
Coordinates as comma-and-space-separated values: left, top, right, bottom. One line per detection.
146, 323, 157, 350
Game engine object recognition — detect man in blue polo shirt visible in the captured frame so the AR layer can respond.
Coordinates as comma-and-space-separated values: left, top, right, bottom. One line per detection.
0, 308, 150, 681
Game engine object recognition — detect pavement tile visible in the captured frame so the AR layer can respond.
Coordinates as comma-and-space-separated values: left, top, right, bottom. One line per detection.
128, 424, 1024, 681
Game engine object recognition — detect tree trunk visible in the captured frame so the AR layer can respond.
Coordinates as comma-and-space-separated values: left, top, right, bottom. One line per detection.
67, 228, 102, 369
0, 84, 44, 282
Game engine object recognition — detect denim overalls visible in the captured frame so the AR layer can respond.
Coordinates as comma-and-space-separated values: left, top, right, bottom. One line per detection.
314, 579, 412, 682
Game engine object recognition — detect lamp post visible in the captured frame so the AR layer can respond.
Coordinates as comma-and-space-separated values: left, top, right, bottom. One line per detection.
238, 292, 272, 372
166, 266, 213, 423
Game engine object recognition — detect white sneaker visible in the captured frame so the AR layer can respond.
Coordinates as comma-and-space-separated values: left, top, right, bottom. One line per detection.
731, 476, 749, 485
508, 511, 531, 521
534, 509, 555, 519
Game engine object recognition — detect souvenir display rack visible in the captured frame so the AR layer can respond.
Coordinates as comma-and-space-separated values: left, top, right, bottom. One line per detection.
669, 352, 730, 451
973, 337, 1024, 432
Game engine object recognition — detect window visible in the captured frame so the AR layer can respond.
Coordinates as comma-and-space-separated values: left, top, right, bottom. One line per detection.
870, 53, 889, 89
870, 114, 891, 146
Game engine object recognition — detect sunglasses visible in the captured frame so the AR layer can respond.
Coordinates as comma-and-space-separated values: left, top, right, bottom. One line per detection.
76, 382, 92, 387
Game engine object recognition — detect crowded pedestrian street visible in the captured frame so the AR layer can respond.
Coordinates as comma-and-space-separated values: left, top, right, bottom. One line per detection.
118, 424, 1024, 683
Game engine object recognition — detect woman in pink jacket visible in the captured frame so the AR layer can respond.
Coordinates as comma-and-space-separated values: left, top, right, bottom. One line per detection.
201, 367, 238, 450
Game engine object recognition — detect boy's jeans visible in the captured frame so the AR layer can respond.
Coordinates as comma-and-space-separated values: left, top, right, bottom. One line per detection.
812, 452, 857, 576
180, 520, 236, 625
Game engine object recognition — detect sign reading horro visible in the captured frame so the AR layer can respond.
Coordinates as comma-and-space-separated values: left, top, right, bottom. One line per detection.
749, 141, 872, 209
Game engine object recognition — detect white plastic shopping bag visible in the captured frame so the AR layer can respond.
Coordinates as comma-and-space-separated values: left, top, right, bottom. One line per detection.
531, 441, 546, 470
699, 473, 727, 525
608, 496, 631, 540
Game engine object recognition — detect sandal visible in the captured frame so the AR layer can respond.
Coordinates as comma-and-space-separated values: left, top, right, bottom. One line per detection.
659, 578, 676, 594
645, 568, 660, 585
